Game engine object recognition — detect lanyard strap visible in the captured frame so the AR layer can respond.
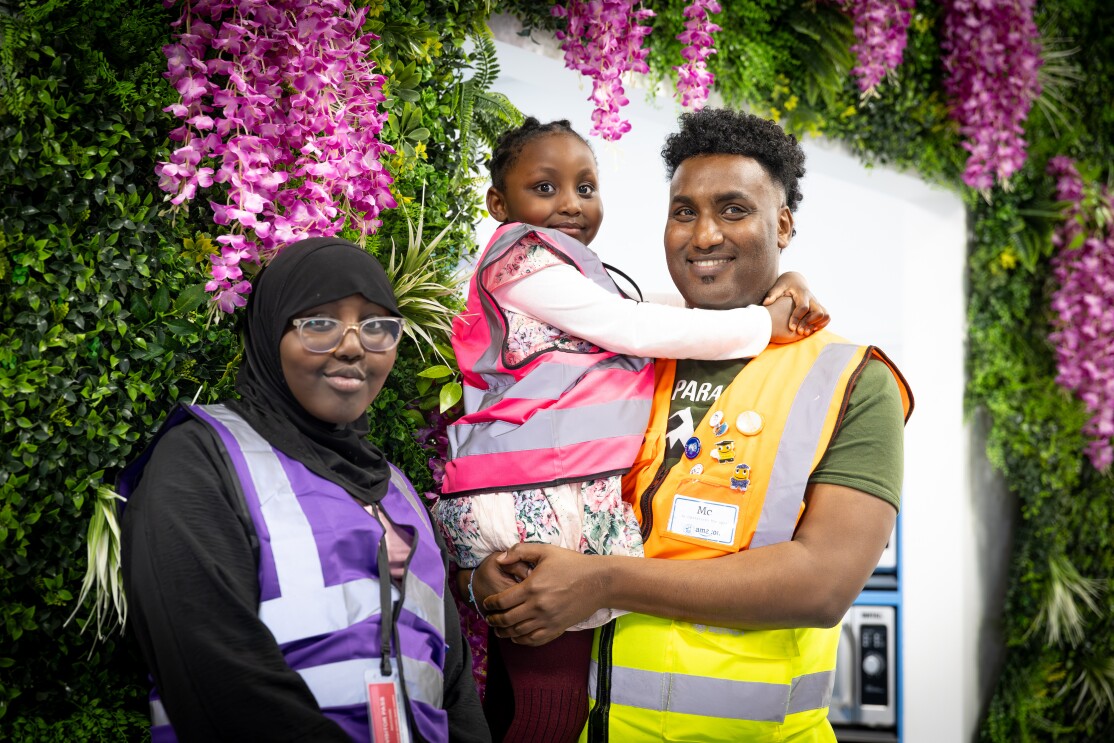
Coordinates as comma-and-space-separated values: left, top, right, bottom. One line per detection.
372, 503, 418, 678
376, 515, 393, 676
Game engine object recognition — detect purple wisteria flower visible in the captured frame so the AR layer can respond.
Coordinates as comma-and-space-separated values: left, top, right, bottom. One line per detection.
844, 0, 914, 97
551, 1, 656, 141
674, 0, 721, 110
156, 0, 396, 313
941, 0, 1043, 192
1047, 156, 1114, 471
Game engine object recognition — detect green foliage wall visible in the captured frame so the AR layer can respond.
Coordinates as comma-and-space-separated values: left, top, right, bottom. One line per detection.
0, 0, 501, 737
1, 2, 209, 736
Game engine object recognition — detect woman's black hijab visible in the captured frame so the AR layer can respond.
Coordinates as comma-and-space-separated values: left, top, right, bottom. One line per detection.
230, 237, 402, 505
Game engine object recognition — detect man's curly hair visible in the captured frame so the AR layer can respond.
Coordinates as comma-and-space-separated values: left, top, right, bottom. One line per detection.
661, 109, 806, 212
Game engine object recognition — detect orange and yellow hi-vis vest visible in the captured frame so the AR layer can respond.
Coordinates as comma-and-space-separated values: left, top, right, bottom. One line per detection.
585, 332, 913, 742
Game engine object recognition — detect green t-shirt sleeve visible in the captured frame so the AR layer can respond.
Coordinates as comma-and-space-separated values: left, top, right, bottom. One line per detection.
808, 359, 906, 511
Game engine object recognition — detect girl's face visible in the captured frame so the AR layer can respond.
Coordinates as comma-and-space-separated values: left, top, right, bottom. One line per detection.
487, 132, 603, 245
279, 294, 398, 425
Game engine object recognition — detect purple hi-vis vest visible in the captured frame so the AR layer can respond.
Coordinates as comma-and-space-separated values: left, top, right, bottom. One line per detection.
121, 404, 449, 743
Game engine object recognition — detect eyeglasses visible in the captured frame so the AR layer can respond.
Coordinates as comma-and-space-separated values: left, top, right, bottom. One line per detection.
290, 316, 404, 353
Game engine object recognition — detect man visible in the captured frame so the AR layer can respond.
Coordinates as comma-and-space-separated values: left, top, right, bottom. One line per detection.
478, 108, 913, 741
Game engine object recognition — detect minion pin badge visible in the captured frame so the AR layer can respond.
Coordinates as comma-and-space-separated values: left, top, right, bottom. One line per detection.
710, 440, 735, 464
730, 463, 751, 492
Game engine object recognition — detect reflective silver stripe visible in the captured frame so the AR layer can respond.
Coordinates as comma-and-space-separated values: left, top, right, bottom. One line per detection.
449, 398, 647, 456
403, 655, 445, 709
403, 570, 446, 636
464, 366, 583, 407
595, 662, 834, 723
464, 353, 652, 410
786, 669, 835, 715
150, 699, 170, 727
389, 467, 426, 519
387, 466, 447, 637
750, 344, 861, 548
604, 664, 789, 722
203, 405, 325, 597
259, 578, 392, 645
299, 657, 444, 709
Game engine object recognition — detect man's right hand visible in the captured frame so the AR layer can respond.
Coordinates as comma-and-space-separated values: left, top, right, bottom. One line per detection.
483, 543, 606, 645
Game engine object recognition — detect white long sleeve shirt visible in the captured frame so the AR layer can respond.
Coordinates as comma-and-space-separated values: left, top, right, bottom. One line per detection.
493, 263, 772, 360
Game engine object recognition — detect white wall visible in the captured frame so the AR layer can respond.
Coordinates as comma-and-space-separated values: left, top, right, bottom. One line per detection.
480, 18, 988, 742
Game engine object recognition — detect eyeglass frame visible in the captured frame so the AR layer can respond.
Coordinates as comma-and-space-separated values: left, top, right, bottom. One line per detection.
289, 316, 405, 354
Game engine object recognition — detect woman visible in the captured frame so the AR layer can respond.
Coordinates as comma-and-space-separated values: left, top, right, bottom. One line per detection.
121, 238, 489, 742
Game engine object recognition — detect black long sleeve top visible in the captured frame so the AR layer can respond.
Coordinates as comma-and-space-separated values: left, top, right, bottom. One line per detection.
121, 418, 490, 742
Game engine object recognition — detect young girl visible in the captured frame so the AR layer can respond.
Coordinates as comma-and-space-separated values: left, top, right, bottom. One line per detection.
432, 118, 827, 742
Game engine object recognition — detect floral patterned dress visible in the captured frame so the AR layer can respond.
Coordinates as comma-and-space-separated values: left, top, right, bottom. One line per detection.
431, 235, 645, 631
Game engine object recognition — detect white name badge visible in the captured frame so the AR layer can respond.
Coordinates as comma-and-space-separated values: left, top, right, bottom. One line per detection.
667, 495, 739, 545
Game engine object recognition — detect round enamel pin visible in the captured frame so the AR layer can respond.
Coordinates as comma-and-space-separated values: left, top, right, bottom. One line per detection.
689, 463, 704, 475
735, 410, 764, 436
684, 436, 702, 459
709, 411, 724, 428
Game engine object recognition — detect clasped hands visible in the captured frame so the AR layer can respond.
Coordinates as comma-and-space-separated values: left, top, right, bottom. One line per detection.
468, 543, 604, 646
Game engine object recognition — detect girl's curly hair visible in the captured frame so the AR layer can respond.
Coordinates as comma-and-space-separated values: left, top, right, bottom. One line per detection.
487, 117, 594, 192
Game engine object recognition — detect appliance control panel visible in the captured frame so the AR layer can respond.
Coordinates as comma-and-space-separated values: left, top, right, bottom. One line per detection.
830, 605, 897, 729
860, 624, 889, 706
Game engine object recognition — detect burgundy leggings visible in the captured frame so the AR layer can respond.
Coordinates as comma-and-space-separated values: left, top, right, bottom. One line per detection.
483, 629, 595, 743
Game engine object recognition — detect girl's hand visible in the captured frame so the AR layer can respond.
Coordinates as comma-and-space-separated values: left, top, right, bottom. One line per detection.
765, 296, 797, 345
462, 552, 526, 617
763, 271, 830, 338
482, 543, 605, 646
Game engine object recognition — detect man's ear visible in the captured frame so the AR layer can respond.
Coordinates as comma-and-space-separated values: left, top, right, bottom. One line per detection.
777, 206, 794, 250
487, 187, 509, 223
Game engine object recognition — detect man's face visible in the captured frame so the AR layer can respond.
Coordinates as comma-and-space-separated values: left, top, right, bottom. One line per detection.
664, 154, 794, 310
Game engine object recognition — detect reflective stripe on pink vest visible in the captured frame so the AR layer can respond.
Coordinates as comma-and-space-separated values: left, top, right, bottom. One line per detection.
122, 404, 449, 743
442, 223, 655, 496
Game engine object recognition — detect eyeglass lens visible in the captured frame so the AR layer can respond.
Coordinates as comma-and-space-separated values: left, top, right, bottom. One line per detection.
297, 318, 401, 352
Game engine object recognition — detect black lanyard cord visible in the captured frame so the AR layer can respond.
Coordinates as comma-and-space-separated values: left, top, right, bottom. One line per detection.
603, 261, 644, 302
372, 502, 421, 738
375, 513, 393, 676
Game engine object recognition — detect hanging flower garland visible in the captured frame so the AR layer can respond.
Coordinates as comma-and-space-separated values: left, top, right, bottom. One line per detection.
674, 0, 721, 110
844, 0, 914, 97
940, 0, 1042, 192
1047, 156, 1114, 471
157, 0, 396, 313
551, 1, 655, 141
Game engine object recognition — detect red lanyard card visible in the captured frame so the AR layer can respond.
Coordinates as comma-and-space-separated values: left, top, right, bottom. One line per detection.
366, 661, 412, 743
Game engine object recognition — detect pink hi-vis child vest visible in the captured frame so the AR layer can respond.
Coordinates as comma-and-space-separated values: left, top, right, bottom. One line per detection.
441, 223, 655, 496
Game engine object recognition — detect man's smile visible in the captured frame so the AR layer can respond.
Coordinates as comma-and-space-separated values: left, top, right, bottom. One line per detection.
688, 255, 735, 277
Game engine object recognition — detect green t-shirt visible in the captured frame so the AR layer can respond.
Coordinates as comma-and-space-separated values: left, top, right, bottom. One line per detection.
663, 357, 905, 510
